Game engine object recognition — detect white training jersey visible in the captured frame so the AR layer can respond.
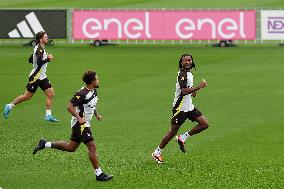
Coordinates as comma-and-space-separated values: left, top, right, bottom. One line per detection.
70, 87, 99, 128
172, 69, 194, 112
29, 44, 48, 82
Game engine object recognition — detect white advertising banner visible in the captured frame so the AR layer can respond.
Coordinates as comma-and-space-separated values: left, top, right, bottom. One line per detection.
261, 10, 284, 40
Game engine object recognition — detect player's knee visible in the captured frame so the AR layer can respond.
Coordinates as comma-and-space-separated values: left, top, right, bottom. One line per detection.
198, 116, 209, 129
67, 143, 78, 152
48, 92, 55, 98
204, 123, 209, 129
201, 120, 209, 129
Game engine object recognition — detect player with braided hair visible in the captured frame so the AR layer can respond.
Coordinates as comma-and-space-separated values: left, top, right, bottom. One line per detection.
152, 53, 209, 163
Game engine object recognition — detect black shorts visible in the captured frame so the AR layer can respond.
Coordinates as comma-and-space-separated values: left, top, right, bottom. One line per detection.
26, 77, 52, 93
70, 122, 94, 144
171, 107, 203, 126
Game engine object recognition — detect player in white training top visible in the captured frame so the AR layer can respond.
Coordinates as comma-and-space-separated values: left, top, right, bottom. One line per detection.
33, 70, 113, 181
152, 53, 209, 163
3, 31, 59, 122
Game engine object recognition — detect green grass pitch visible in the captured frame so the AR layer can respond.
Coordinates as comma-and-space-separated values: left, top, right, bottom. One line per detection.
0, 0, 284, 188
0, 44, 283, 188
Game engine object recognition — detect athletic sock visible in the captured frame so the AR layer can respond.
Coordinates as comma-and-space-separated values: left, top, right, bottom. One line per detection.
181, 132, 190, 142
154, 146, 162, 155
95, 167, 102, 176
46, 110, 52, 116
8, 103, 15, 110
45, 142, 51, 148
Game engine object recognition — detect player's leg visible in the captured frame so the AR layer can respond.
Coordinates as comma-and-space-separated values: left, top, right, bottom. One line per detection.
176, 109, 209, 152
33, 124, 82, 154
159, 123, 180, 149
152, 111, 187, 163
188, 115, 209, 136
41, 78, 59, 122
33, 139, 80, 154
83, 128, 113, 181
152, 123, 180, 163
44, 87, 55, 116
13, 90, 34, 105
49, 140, 80, 152
3, 90, 34, 119
44, 87, 59, 122
85, 141, 113, 181
85, 141, 100, 169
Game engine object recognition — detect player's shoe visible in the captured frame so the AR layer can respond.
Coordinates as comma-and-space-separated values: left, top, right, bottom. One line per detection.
33, 138, 46, 155
152, 152, 163, 164
3, 104, 11, 119
45, 115, 59, 122
176, 135, 186, 153
96, 173, 113, 181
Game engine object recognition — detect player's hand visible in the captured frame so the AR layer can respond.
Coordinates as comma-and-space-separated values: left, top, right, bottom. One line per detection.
48, 54, 54, 60
96, 114, 102, 121
192, 91, 197, 97
78, 117, 86, 125
199, 79, 207, 89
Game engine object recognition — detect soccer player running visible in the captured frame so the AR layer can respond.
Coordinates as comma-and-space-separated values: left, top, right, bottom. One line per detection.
3, 31, 59, 122
33, 70, 113, 181
152, 54, 209, 163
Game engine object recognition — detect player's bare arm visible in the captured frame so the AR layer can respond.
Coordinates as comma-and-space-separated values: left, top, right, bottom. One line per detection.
96, 115, 103, 121
67, 102, 86, 125
181, 79, 207, 95
94, 110, 102, 121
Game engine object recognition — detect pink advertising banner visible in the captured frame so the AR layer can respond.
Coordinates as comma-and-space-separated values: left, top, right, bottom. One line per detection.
73, 10, 256, 40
